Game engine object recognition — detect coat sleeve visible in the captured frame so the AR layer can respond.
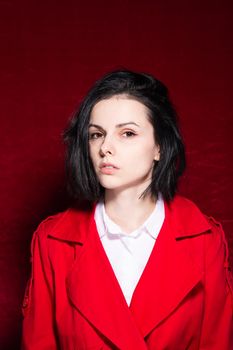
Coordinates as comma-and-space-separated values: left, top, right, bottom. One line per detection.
199, 217, 233, 349
21, 223, 58, 350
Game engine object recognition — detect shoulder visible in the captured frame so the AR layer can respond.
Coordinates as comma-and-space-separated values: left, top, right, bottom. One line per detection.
166, 195, 211, 238
170, 194, 226, 237
33, 205, 95, 243
34, 210, 70, 238
169, 195, 206, 215
168, 196, 231, 264
171, 195, 226, 236
169, 195, 229, 231
171, 196, 233, 290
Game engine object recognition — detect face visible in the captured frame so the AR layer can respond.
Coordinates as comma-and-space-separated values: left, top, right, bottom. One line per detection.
88, 96, 160, 196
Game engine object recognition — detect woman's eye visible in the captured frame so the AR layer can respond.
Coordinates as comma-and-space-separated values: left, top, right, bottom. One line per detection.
122, 131, 136, 137
89, 132, 103, 140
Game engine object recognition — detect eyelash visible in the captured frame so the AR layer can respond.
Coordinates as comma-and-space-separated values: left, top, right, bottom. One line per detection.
88, 130, 137, 140
89, 132, 103, 140
122, 131, 136, 137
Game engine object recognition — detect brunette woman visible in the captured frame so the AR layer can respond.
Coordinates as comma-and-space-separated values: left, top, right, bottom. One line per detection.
22, 70, 233, 349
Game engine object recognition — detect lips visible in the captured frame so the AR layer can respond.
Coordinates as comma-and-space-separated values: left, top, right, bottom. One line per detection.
100, 162, 119, 169
99, 162, 119, 174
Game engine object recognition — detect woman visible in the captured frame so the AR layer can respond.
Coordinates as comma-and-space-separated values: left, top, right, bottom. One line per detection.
21, 70, 233, 349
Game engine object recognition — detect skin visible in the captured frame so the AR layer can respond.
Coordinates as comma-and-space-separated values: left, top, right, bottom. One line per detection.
89, 95, 160, 233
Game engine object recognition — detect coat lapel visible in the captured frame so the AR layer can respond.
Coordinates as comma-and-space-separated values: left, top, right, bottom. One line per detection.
59, 208, 147, 350
129, 196, 211, 337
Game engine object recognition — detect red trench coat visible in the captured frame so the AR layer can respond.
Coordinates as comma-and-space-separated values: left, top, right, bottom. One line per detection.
21, 196, 233, 350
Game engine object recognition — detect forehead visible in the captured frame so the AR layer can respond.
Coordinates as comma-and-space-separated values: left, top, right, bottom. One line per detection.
90, 96, 150, 124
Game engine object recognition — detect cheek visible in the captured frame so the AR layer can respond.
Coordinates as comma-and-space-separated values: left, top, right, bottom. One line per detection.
125, 144, 156, 164
88, 145, 98, 163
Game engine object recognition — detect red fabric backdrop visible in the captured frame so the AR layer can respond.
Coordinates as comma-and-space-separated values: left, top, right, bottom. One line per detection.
0, 1, 232, 348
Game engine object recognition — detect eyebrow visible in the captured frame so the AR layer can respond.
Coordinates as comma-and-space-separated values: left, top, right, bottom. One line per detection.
88, 122, 140, 129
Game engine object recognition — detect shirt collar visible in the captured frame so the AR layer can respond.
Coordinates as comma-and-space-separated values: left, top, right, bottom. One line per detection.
95, 194, 165, 239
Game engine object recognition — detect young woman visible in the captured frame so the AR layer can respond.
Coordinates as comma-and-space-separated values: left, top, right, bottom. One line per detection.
21, 70, 233, 349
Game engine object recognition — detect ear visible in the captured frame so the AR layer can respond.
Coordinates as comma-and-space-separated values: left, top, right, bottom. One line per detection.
154, 144, 160, 161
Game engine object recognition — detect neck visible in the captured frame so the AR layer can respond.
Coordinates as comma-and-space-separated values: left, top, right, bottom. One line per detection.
104, 188, 157, 233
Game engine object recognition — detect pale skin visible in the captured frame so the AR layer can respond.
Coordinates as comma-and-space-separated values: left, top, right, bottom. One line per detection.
89, 95, 160, 233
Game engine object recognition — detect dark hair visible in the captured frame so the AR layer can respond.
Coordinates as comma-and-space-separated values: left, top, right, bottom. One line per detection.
64, 69, 186, 202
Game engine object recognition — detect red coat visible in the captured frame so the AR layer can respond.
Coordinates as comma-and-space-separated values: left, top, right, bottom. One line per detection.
21, 196, 233, 349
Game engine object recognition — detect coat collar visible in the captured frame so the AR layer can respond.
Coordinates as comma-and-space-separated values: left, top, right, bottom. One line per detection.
47, 195, 211, 243
46, 205, 95, 243
165, 196, 211, 238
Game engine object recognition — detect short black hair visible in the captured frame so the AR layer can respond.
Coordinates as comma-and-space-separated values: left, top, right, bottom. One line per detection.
64, 69, 186, 202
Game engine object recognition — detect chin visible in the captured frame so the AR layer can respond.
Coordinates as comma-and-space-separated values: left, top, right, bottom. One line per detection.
99, 183, 120, 191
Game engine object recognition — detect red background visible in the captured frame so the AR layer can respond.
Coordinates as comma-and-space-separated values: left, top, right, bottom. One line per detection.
0, 1, 232, 349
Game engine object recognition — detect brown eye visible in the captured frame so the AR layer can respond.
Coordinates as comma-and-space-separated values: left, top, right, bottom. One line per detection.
122, 131, 136, 137
89, 132, 103, 140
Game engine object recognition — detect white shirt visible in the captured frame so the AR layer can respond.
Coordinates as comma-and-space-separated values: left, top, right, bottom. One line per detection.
94, 195, 165, 305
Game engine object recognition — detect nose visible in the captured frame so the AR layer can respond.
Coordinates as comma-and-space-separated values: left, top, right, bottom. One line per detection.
99, 136, 114, 157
